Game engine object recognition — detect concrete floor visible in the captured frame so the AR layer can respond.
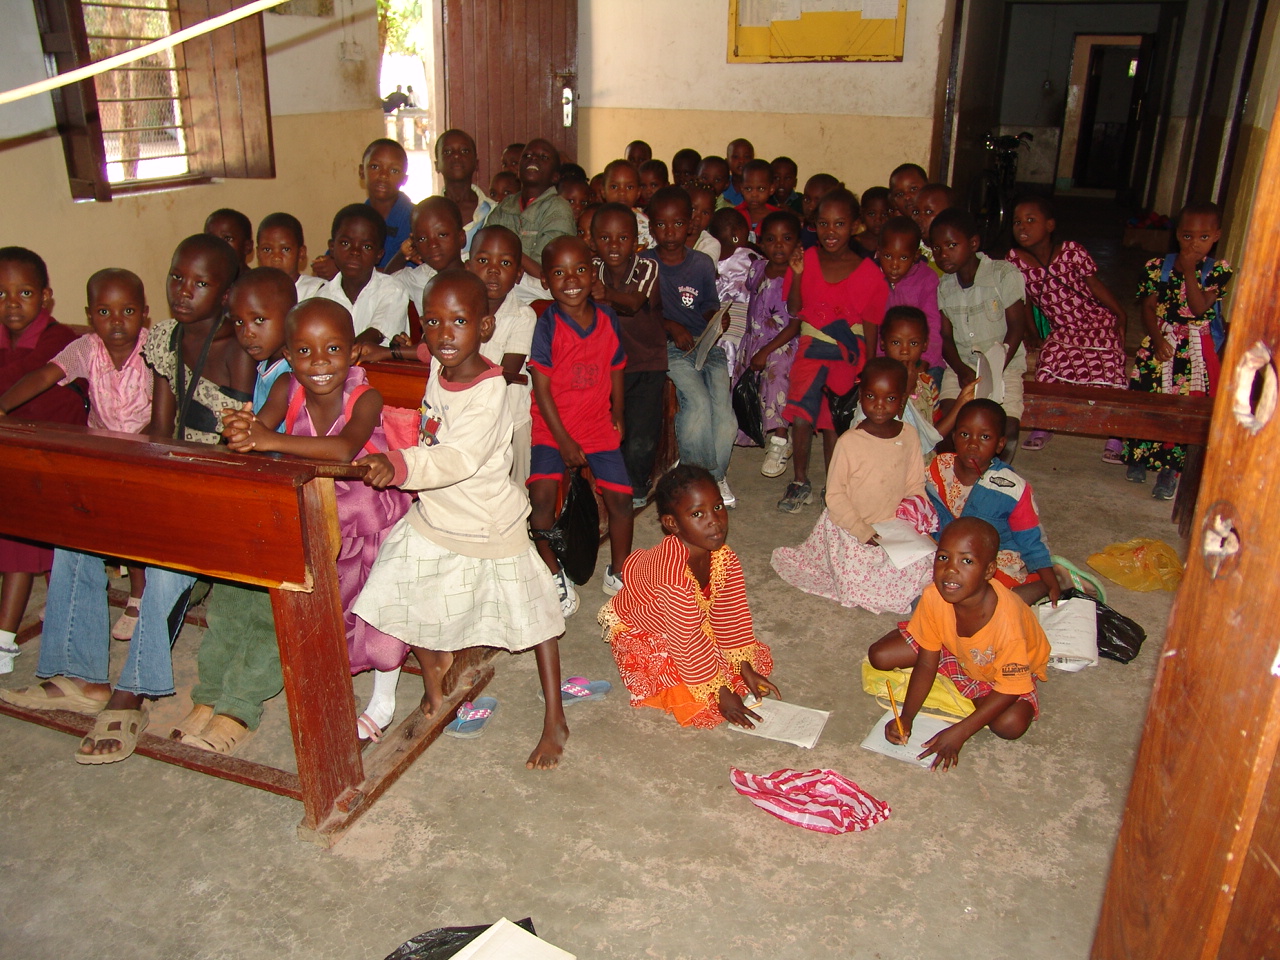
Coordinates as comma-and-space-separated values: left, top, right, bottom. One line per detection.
0, 198, 1183, 959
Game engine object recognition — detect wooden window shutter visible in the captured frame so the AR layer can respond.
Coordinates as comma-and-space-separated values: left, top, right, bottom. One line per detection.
175, 0, 274, 179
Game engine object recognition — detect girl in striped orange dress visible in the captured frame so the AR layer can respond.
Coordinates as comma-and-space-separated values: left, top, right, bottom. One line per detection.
599, 465, 778, 729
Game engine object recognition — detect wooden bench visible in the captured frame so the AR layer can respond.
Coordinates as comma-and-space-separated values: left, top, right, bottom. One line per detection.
1020, 381, 1214, 536
0, 421, 495, 846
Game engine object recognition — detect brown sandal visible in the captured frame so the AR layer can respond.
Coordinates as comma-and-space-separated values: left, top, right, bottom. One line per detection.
170, 703, 214, 741
75, 707, 148, 765
180, 713, 252, 755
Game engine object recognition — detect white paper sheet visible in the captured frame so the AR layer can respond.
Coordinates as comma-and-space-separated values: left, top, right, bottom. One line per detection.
859, 709, 954, 768
972, 343, 1007, 403
450, 918, 576, 960
693, 305, 732, 370
871, 518, 938, 569
727, 698, 830, 749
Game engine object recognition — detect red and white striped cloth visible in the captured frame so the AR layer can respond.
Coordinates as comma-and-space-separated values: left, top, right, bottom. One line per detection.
729, 768, 891, 835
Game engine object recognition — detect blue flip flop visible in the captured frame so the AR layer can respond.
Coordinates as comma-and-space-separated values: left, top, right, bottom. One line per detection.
537, 676, 612, 705
444, 697, 498, 739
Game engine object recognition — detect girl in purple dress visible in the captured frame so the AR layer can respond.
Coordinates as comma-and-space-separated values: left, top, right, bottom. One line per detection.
736, 210, 803, 479
223, 298, 411, 741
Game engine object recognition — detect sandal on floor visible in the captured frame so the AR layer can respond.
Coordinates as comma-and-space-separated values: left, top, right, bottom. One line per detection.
1052, 555, 1107, 604
169, 703, 214, 741
111, 599, 142, 641
444, 697, 498, 739
1021, 429, 1052, 451
180, 713, 253, 755
0, 675, 109, 715
537, 676, 612, 705
1101, 440, 1125, 465
356, 712, 387, 743
75, 707, 147, 765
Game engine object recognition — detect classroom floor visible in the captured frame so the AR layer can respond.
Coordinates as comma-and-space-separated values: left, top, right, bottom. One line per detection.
1, 199, 1182, 960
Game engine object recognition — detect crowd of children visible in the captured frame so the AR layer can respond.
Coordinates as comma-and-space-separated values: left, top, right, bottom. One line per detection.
0, 129, 1231, 773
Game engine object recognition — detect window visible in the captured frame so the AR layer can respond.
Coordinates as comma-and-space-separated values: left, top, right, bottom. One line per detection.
33, 0, 274, 200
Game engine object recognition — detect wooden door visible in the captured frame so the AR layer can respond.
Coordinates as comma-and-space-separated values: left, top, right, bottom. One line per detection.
1091, 97, 1280, 957
440, 0, 577, 192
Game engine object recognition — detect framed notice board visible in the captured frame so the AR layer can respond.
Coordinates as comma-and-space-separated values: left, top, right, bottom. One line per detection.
727, 0, 908, 62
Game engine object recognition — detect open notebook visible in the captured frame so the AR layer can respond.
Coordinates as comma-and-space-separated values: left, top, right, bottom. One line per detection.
727, 698, 830, 749
859, 710, 954, 768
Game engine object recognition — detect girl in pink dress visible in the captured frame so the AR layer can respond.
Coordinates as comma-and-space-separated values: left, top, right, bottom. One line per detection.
1007, 197, 1128, 460
223, 299, 411, 741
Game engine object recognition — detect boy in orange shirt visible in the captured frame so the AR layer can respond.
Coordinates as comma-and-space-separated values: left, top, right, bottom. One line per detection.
867, 516, 1049, 770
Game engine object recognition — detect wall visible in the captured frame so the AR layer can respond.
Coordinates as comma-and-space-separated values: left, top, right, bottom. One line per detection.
577, 0, 949, 195
0, 0, 383, 307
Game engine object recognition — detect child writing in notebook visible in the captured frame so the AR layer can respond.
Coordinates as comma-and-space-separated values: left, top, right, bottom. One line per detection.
1122, 201, 1232, 500
778, 189, 889, 513
772, 358, 936, 615
0, 267, 153, 644
352, 270, 571, 770
224, 299, 412, 744
868, 517, 1049, 771
1007, 196, 1128, 457
599, 464, 778, 730
738, 209, 802, 477
0, 248, 90, 671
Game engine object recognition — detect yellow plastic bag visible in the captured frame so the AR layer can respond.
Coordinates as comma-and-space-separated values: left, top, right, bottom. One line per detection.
860, 658, 974, 720
1087, 538, 1183, 592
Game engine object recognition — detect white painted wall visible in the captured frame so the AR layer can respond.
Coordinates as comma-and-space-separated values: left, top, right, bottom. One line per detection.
579, 0, 948, 120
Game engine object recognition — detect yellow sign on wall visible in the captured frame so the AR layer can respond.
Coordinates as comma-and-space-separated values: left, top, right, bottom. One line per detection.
728, 0, 908, 63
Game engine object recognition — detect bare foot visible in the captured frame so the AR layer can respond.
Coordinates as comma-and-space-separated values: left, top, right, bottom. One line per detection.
525, 716, 569, 770
78, 689, 145, 757
413, 649, 454, 719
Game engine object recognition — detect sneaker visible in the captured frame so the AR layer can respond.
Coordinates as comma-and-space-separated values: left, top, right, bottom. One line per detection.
717, 477, 737, 508
603, 564, 624, 596
1152, 469, 1178, 500
760, 436, 792, 478
1125, 464, 1147, 484
777, 480, 813, 513
553, 569, 579, 618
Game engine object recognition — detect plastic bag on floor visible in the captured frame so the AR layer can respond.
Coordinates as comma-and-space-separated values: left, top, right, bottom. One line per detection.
384, 918, 537, 959
1050, 588, 1148, 664
1087, 538, 1183, 592
546, 468, 600, 586
732, 370, 766, 447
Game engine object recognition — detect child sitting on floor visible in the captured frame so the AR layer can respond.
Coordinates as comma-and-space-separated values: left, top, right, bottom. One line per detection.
0, 249, 91, 670
738, 209, 802, 477
1122, 201, 1232, 500
527, 236, 635, 614
867, 517, 1049, 771
0, 267, 153, 644
772, 358, 936, 615
927, 399, 1095, 607
224, 298, 412, 745
600, 464, 779, 730
352, 270, 571, 770
256, 212, 324, 300
1007, 196, 1128, 458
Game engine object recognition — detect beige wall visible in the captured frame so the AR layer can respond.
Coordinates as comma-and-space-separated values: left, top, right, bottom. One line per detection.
577, 0, 948, 194
0, 2, 381, 313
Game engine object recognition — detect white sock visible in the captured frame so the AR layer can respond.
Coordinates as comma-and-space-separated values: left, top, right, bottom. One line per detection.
0, 629, 19, 675
361, 668, 400, 729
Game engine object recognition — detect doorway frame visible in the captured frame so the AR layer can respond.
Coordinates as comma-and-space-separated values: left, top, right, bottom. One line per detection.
1056, 34, 1144, 191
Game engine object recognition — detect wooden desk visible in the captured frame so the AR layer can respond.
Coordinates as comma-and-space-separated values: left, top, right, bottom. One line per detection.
1020, 381, 1213, 536
0, 422, 494, 846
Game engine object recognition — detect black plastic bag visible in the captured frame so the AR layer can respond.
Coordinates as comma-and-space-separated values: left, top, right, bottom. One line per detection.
1057, 589, 1147, 663
384, 918, 537, 959
732, 370, 766, 447
822, 382, 860, 436
544, 468, 600, 586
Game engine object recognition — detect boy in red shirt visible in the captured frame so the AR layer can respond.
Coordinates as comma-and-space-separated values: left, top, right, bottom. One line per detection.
527, 236, 635, 617
867, 517, 1049, 770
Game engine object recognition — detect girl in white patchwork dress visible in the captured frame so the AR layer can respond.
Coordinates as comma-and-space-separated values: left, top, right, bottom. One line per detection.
352, 270, 570, 769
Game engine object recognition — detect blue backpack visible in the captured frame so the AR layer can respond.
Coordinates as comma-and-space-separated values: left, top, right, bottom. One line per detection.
1159, 254, 1227, 352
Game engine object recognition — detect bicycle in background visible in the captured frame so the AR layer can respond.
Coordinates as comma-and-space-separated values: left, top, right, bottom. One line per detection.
969, 131, 1033, 250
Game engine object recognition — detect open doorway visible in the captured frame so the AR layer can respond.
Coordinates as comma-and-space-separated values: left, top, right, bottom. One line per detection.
378, 0, 438, 199
1056, 34, 1146, 195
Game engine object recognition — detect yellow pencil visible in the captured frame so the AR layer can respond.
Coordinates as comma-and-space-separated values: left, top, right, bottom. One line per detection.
886, 680, 905, 741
